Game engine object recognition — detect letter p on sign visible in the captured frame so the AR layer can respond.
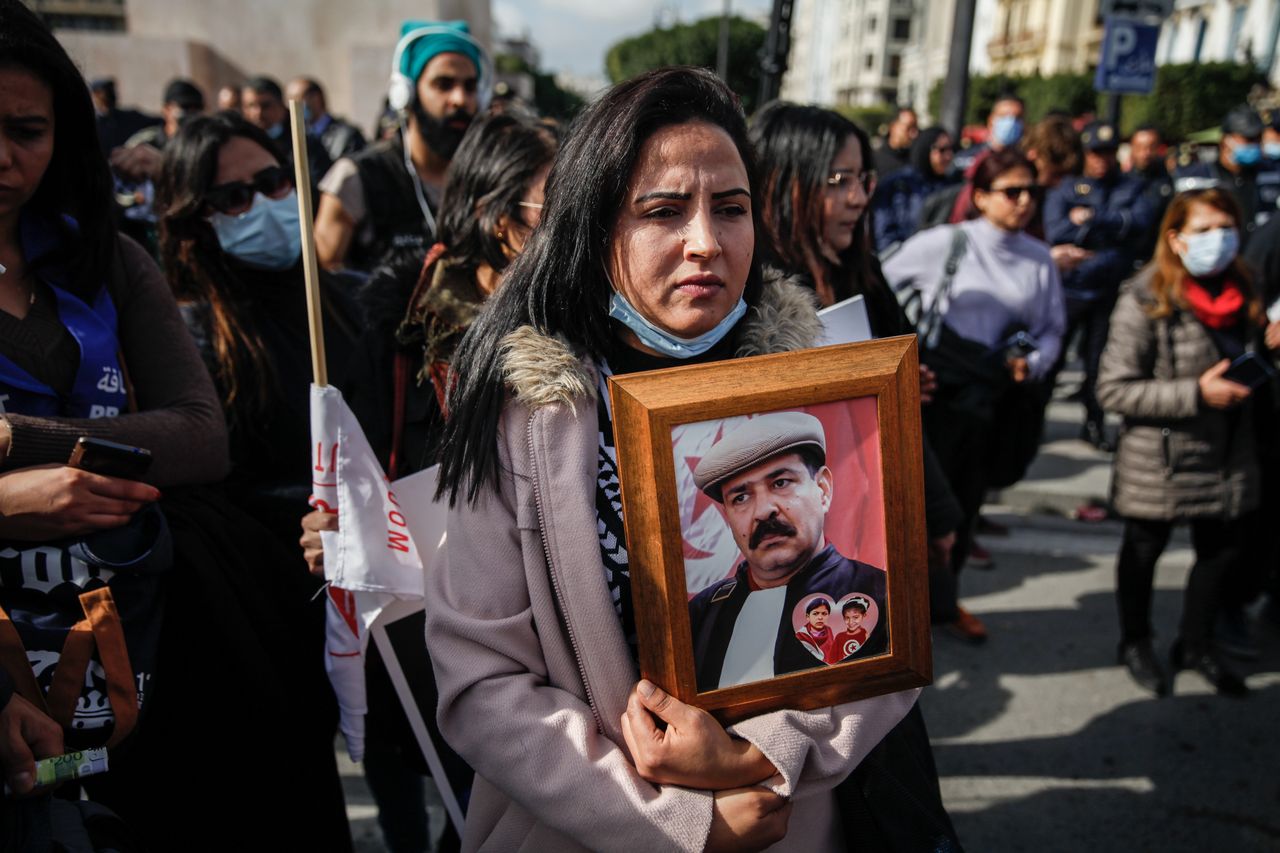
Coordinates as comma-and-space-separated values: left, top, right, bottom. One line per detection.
1106, 21, 1136, 69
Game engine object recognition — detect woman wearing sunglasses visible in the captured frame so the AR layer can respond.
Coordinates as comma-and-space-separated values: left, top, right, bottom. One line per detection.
0, 7, 351, 850
883, 147, 1065, 584
157, 111, 361, 546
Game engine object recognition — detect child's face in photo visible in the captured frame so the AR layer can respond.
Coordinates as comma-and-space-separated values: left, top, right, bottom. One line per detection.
845, 609, 863, 630
808, 605, 829, 629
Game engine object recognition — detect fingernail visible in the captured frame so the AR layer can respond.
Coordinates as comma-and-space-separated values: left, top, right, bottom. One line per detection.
11, 772, 31, 792
638, 679, 656, 698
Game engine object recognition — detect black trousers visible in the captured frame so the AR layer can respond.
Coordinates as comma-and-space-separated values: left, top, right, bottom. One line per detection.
922, 393, 989, 577
1116, 516, 1242, 651
1056, 294, 1116, 427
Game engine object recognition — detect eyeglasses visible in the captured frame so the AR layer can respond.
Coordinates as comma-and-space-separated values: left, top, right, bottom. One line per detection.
826, 169, 877, 193
932, 144, 955, 154
517, 201, 543, 210
205, 165, 293, 215
988, 185, 1043, 203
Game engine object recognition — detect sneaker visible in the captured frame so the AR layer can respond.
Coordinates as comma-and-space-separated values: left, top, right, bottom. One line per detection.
1216, 606, 1261, 661
967, 541, 995, 569
945, 607, 988, 644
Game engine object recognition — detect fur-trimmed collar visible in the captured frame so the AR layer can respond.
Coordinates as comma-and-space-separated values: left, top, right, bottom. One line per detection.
499, 272, 822, 409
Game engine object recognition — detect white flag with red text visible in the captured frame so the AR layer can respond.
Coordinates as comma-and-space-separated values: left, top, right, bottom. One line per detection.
310, 383, 444, 761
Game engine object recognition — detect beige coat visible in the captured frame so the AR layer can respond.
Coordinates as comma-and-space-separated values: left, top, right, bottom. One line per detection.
424, 278, 919, 852
1096, 270, 1260, 520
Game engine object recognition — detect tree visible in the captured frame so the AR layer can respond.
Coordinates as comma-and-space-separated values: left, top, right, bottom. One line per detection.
928, 62, 1269, 141
605, 16, 767, 113
1123, 62, 1269, 140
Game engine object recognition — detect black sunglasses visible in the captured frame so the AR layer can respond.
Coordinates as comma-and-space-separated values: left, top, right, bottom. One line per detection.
205, 166, 293, 215
990, 185, 1043, 202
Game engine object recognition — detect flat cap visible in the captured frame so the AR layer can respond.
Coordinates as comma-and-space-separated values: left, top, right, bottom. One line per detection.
1222, 105, 1263, 138
694, 411, 826, 503
1080, 120, 1118, 151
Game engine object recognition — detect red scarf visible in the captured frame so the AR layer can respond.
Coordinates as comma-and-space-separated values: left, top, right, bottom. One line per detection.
1183, 278, 1246, 329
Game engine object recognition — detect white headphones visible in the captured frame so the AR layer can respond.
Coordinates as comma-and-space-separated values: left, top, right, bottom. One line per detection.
387, 25, 494, 114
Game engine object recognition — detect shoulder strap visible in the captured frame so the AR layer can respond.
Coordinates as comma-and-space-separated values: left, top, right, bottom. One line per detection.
919, 227, 969, 349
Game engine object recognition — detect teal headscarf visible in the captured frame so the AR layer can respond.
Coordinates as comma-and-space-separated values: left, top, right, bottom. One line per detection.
399, 20, 481, 84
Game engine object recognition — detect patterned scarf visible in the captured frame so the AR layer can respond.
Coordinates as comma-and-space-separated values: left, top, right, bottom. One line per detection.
594, 366, 639, 662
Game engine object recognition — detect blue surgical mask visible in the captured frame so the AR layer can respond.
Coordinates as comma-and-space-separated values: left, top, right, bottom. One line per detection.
266, 123, 285, 140
608, 291, 748, 359
210, 191, 302, 270
1263, 142, 1280, 161
991, 115, 1023, 148
1230, 141, 1261, 167
1178, 227, 1239, 278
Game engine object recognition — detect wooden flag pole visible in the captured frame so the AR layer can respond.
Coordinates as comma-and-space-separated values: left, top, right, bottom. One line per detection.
289, 99, 328, 387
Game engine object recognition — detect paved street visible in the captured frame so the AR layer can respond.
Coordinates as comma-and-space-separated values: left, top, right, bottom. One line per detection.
932, 391, 1280, 852
341, 388, 1280, 852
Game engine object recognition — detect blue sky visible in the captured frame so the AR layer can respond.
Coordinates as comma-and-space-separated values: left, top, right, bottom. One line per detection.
494, 0, 774, 78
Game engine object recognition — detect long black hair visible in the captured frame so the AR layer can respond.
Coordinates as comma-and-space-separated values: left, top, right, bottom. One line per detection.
0, 0, 118, 301
155, 111, 283, 426
750, 101, 876, 306
909, 126, 950, 177
437, 112, 557, 274
437, 66, 762, 505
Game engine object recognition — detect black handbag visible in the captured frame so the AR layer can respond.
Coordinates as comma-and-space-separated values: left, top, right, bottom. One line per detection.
895, 226, 1048, 487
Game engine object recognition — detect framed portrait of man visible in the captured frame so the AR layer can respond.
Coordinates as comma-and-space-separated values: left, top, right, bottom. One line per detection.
609, 336, 931, 723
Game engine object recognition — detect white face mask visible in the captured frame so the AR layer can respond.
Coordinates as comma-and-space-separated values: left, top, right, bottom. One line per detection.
1177, 227, 1239, 278
607, 291, 748, 359
209, 191, 302, 270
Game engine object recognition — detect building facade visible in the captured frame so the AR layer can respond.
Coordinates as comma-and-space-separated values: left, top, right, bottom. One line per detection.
985, 0, 1103, 75
782, 0, 916, 107
47, 0, 490, 135
23, 0, 125, 30
896, 0, 955, 119
1158, 0, 1280, 87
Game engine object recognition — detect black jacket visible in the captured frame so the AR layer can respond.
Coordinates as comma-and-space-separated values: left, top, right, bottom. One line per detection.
688, 544, 887, 692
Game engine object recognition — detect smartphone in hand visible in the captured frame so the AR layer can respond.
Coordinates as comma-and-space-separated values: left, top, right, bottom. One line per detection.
67, 437, 152, 480
1222, 352, 1276, 391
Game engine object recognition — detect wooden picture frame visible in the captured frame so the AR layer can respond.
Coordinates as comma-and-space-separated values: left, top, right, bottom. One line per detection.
608, 336, 931, 724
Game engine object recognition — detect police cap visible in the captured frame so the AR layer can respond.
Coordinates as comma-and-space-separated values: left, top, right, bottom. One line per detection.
1221, 105, 1264, 139
1080, 120, 1119, 151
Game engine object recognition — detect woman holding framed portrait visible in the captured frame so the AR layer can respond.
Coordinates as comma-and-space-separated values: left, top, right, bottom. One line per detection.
428, 68, 935, 851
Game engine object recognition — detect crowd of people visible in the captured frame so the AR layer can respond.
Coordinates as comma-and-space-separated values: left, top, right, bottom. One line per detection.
0, 0, 1277, 849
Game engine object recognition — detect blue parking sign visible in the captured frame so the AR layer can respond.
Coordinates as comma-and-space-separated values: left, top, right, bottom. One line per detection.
1095, 17, 1159, 94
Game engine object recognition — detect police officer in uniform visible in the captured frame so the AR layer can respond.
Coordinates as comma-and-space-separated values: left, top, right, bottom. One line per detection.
1045, 120, 1155, 450
1126, 124, 1173, 263
1174, 105, 1280, 249
314, 20, 490, 274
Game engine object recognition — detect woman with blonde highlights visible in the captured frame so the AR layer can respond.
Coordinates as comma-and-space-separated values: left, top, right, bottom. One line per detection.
1098, 187, 1272, 697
